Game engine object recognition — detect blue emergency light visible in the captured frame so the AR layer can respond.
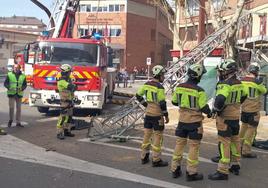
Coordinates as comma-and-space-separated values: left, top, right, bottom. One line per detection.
93, 33, 102, 40
41, 31, 50, 37
45, 77, 56, 81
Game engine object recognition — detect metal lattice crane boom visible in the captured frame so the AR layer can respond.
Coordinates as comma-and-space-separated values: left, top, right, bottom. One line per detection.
87, 12, 253, 141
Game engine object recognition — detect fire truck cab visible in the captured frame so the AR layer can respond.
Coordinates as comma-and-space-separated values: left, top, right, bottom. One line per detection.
26, 38, 116, 113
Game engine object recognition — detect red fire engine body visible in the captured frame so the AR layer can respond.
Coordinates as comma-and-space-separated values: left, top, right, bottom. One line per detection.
27, 0, 116, 113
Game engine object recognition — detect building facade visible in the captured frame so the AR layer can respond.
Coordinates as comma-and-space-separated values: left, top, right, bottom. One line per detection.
0, 29, 38, 70
73, 0, 173, 72
0, 16, 46, 35
172, 0, 268, 58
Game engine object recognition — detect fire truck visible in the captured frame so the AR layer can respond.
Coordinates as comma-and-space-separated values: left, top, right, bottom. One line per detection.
24, 0, 116, 113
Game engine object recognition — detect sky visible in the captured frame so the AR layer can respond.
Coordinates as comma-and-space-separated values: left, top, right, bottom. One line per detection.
0, 0, 54, 24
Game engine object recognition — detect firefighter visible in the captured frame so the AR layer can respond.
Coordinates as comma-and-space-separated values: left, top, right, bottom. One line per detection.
136, 65, 169, 167
56, 64, 77, 140
4, 63, 27, 128
239, 62, 267, 158
171, 64, 211, 181
208, 59, 247, 180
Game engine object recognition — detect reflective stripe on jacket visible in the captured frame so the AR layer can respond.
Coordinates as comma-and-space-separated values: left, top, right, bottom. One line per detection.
172, 83, 208, 111
172, 81, 208, 123
241, 76, 267, 112
136, 80, 167, 116
215, 78, 245, 119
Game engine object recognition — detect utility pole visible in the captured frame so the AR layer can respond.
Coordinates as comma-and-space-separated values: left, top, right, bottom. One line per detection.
198, 0, 206, 43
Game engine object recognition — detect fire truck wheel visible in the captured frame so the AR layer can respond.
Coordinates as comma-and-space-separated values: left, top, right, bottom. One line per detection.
37, 107, 49, 113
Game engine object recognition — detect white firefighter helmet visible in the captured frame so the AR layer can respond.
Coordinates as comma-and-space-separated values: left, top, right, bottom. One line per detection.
187, 64, 206, 78
220, 59, 238, 73
60, 64, 72, 73
152, 65, 166, 77
248, 62, 260, 75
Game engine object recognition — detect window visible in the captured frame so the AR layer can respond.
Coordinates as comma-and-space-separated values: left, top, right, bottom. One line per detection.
109, 4, 123, 12
92, 6, 97, 12
186, 0, 199, 17
109, 5, 114, 12
86, 5, 91, 12
114, 4, 119, 11
260, 14, 267, 35
212, 0, 225, 11
79, 5, 91, 12
80, 5, 86, 12
78, 28, 89, 36
110, 28, 121, 37
38, 42, 98, 66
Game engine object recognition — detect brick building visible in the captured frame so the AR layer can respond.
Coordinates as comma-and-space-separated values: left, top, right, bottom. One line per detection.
172, 0, 268, 59
73, 0, 173, 72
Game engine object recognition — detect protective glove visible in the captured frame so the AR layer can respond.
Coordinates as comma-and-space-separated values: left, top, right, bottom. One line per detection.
164, 116, 169, 124
207, 112, 213, 118
211, 109, 218, 119
142, 102, 148, 107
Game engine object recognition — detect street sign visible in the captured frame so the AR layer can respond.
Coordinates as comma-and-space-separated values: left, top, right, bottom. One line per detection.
146, 57, 151, 65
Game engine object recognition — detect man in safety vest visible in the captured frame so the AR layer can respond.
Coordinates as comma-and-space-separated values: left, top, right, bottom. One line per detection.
239, 62, 267, 158
208, 59, 247, 180
171, 64, 211, 181
4, 63, 27, 128
136, 65, 169, 167
56, 64, 77, 140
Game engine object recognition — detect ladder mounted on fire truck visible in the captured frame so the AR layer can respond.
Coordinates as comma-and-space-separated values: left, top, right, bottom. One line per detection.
87, 11, 254, 141
31, 0, 80, 38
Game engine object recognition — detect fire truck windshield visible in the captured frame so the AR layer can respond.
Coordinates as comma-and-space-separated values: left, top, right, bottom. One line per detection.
37, 41, 98, 66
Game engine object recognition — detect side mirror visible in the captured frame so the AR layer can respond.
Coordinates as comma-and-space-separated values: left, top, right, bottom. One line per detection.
23, 44, 30, 63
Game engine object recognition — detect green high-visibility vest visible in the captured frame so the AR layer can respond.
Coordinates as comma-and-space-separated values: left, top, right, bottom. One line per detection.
57, 79, 73, 101
7, 72, 26, 97
172, 84, 208, 110
241, 77, 267, 99
137, 81, 166, 103
216, 81, 244, 105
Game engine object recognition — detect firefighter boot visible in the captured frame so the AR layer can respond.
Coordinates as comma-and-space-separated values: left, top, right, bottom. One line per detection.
152, 159, 168, 167
141, 153, 150, 164
229, 165, 240, 175
186, 172, 204, 181
211, 155, 220, 163
172, 166, 182, 178
242, 153, 257, 158
57, 133, 65, 140
8, 120, 12, 128
64, 129, 75, 137
208, 171, 228, 180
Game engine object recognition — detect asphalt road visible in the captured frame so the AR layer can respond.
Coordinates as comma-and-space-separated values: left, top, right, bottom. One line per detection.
0, 86, 268, 188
